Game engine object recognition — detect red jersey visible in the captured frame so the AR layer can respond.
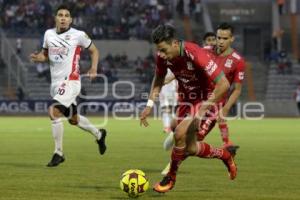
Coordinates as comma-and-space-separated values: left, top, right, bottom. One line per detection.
214, 49, 245, 85
156, 41, 224, 103
213, 49, 245, 104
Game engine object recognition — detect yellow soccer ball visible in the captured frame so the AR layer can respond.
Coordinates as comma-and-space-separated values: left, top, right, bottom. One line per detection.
120, 169, 149, 198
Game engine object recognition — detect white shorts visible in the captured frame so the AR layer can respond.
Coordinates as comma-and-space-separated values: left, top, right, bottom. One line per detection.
160, 79, 177, 107
51, 80, 81, 107
159, 93, 177, 107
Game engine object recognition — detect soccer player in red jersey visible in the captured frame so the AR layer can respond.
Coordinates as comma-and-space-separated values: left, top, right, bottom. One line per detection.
203, 32, 217, 47
204, 23, 245, 148
140, 24, 237, 193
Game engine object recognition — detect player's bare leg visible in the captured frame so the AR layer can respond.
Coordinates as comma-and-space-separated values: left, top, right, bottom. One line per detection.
70, 114, 107, 155
47, 105, 65, 167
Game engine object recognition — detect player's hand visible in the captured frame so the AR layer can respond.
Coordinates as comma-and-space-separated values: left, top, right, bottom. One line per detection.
87, 67, 97, 80
140, 106, 152, 127
29, 53, 43, 62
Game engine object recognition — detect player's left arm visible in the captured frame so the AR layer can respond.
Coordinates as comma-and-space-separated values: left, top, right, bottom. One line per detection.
220, 59, 245, 118
87, 43, 99, 80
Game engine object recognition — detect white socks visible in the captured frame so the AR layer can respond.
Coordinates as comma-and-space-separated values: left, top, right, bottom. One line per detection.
51, 118, 64, 156
77, 115, 102, 140
162, 112, 171, 129
163, 131, 175, 151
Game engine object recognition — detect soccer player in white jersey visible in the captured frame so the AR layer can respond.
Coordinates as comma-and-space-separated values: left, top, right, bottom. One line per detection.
159, 68, 177, 133
30, 5, 107, 167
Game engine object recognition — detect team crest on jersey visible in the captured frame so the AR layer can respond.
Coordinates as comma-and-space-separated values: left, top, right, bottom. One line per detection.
187, 61, 194, 70
225, 59, 233, 68
65, 35, 71, 40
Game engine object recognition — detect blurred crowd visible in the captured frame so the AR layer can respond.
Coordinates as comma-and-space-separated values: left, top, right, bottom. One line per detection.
0, 0, 174, 40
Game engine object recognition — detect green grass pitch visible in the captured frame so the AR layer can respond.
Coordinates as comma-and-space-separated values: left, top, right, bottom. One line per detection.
0, 117, 300, 200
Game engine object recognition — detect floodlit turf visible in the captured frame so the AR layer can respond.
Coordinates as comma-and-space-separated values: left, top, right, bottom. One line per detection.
0, 117, 300, 200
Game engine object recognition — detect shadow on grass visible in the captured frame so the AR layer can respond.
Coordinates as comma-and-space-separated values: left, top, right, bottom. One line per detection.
70, 184, 119, 191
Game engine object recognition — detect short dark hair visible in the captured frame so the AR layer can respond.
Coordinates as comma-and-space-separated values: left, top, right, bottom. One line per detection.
55, 4, 72, 17
203, 32, 216, 41
151, 24, 176, 44
217, 22, 234, 34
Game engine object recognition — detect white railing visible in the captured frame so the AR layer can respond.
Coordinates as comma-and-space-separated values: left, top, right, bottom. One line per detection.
0, 29, 27, 92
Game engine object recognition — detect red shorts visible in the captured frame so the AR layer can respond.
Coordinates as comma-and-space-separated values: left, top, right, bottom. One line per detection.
176, 101, 219, 140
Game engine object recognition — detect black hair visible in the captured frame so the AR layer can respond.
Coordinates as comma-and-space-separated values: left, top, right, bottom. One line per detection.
217, 22, 234, 34
151, 24, 176, 44
55, 4, 72, 17
203, 32, 216, 41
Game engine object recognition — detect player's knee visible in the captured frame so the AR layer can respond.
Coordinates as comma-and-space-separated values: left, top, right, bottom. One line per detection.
48, 106, 61, 120
174, 126, 185, 142
186, 144, 197, 155
170, 119, 177, 131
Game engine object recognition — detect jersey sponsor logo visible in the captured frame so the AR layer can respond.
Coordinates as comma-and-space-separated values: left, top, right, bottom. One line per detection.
49, 47, 69, 56
205, 60, 217, 75
239, 72, 244, 80
187, 61, 194, 70
225, 59, 233, 68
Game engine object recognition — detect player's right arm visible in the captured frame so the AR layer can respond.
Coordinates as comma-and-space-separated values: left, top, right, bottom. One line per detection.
140, 56, 167, 127
30, 31, 49, 63
140, 74, 165, 127
220, 59, 245, 118
30, 49, 48, 63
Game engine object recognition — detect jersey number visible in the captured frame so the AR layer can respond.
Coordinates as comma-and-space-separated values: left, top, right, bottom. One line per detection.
58, 88, 65, 95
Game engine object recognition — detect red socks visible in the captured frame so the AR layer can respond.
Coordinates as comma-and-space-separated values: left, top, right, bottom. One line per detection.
196, 142, 230, 160
219, 123, 229, 144
168, 146, 187, 176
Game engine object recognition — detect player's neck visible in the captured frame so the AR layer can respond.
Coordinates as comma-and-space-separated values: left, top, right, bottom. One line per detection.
56, 27, 71, 34
219, 47, 233, 57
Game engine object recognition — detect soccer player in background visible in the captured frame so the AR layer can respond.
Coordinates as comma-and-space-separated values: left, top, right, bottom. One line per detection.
30, 5, 107, 167
202, 32, 216, 47
140, 24, 237, 193
211, 23, 245, 148
159, 68, 177, 134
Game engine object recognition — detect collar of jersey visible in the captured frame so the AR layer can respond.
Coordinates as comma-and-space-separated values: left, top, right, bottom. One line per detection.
219, 47, 233, 57
56, 27, 71, 35
179, 40, 184, 57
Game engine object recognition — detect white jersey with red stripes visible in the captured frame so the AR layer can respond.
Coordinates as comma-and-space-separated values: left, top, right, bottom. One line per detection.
43, 27, 92, 84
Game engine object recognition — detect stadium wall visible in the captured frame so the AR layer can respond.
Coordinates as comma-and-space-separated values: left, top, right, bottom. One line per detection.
0, 100, 298, 117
